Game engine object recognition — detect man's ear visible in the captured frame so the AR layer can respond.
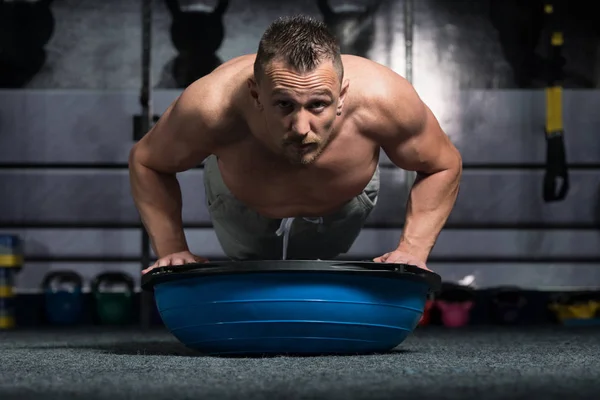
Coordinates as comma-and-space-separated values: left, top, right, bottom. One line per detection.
247, 78, 263, 110
337, 79, 350, 115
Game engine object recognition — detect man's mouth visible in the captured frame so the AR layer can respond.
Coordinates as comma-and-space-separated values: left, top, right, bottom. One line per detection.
292, 143, 317, 152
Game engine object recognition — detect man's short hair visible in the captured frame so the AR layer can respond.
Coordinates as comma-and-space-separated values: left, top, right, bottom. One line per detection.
254, 15, 343, 85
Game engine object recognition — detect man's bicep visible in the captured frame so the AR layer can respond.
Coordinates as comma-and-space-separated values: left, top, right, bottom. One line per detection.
132, 85, 216, 173
382, 102, 457, 174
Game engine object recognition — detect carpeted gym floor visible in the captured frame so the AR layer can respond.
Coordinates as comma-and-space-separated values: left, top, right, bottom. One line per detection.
1, 326, 599, 400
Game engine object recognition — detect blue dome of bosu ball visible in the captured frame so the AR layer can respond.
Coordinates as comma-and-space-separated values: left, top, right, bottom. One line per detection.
141, 260, 442, 356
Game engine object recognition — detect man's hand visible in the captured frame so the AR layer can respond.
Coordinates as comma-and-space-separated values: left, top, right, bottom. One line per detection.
142, 251, 208, 275
373, 249, 430, 271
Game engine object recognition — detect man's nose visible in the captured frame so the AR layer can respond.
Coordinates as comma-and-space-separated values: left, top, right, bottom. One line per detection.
290, 109, 311, 135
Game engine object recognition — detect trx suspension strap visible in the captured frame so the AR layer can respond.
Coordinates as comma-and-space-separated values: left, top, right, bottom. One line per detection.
543, 1, 569, 202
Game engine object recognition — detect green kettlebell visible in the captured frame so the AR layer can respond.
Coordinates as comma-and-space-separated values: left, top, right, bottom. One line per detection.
92, 272, 134, 325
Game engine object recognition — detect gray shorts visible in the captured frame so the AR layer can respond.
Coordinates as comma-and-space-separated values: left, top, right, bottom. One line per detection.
203, 155, 379, 260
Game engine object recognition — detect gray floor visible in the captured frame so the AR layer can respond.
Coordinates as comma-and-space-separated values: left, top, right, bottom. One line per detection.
1, 326, 599, 400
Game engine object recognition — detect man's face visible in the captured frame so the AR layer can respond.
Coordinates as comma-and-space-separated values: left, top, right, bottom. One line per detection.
250, 59, 348, 165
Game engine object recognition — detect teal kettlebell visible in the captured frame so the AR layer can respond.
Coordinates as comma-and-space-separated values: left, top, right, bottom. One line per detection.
92, 272, 134, 325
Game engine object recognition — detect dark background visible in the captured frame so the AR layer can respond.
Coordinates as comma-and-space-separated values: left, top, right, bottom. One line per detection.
1, 0, 599, 292
1, 0, 598, 90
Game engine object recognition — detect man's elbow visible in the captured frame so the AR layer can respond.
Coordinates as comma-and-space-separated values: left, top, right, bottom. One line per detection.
418, 145, 462, 178
446, 146, 463, 189
452, 146, 463, 175
128, 142, 143, 170
128, 142, 156, 175
423, 145, 462, 181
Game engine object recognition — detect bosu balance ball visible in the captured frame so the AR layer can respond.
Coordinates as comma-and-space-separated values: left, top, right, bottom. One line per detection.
141, 260, 441, 356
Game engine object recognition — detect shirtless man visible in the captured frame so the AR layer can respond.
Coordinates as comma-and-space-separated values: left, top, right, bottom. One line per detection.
129, 15, 462, 273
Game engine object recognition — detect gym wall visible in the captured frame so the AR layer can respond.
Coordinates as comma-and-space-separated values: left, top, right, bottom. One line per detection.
1, 0, 599, 292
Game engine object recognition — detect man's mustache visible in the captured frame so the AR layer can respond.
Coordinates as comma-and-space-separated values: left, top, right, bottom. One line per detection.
283, 137, 319, 146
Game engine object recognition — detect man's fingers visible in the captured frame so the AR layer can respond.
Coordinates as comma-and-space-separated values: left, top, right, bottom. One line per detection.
142, 264, 156, 275
418, 263, 432, 271
177, 256, 204, 265
385, 254, 406, 264
373, 250, 431, 271
171, 257, 188, 266
373, 253, 390, 263
155, 258, 168, 268
143, 260, 160, 272
144, 256, 205, 272
142, 258, 175, 275
141, 253, 208, 275
389, 257, 430, 271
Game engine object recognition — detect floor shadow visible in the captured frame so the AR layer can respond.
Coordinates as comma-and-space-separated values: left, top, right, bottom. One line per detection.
97, 343, 416, 358
16, 340, 200, 357
86, 340, 200, 357
19, 341, 416, 358
211, 347, 415, 359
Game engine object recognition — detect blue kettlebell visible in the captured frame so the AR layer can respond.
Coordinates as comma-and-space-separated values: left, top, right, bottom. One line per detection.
43, 271, 84, 325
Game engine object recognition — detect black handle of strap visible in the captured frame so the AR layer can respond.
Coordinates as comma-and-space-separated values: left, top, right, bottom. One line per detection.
543, 132, 569, 202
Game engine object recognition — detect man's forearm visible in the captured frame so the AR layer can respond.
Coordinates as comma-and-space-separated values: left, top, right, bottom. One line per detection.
397, 165, 462, 262
129, 159, 189, 258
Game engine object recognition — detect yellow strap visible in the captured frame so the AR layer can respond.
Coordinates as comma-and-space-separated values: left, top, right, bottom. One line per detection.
551, 32, 563, 46
546, 86, 563, 133
0, 316, 15, 329
0, 255, 22, 268
0, 285, 13, 298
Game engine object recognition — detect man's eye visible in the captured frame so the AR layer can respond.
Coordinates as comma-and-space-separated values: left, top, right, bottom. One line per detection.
276, 101, 292, 108
309, 102, 329, 111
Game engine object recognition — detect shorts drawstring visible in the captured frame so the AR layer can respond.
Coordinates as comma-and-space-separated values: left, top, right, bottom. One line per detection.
276, 217, 323, 260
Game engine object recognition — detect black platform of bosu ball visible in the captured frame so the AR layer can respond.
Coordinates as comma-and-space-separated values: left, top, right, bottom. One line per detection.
141, 260, 442, 356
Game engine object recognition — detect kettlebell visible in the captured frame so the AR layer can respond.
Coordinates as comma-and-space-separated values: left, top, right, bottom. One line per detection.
92, 272, 134, 326
491, 286, 528, 325
549, 300, 600, 326
418, 295, 435, 326
0, 0, 55, 88
165, 0, 229, 87
436, 300, 473, 328
435, 282, 475, 328
42, 271, 84, 325
317, 0, 383, 57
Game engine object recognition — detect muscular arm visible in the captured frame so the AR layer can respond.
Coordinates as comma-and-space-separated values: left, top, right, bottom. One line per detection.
128, 80, 224, 258
372, 74, 462, 263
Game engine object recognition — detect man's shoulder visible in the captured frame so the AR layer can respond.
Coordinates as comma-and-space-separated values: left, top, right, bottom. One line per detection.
343, 55, 414, 104
178, 56, 255, 128
344, 56, 425, 138
188, 54, 255, 98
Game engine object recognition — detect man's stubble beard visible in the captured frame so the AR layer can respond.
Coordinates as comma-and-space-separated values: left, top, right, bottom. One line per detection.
285, 138, 330, 166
